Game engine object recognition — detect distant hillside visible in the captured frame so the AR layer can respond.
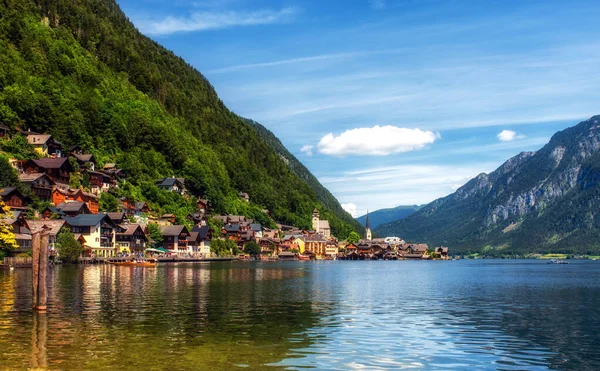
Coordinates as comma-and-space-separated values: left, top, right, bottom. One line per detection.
356, 205, 421, 230
376, 116, 600, 254
0, 0, 359, 238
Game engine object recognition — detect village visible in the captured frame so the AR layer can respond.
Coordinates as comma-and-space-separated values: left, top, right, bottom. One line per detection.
0, 127, 449, 263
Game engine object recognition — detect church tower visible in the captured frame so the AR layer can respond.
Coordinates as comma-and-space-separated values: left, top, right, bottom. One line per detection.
365, 210, 372, 241
312, 209, 320, 232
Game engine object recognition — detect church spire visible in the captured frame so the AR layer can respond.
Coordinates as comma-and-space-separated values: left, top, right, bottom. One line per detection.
365, 210, 372, 241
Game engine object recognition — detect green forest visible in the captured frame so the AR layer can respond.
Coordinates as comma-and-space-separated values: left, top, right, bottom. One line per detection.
0, 0, 363, 238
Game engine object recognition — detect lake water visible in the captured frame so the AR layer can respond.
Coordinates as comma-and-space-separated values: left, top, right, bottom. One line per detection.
1, 260, 600, 370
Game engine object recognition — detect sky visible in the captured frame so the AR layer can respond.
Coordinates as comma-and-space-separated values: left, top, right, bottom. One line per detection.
118, 0, 600, 218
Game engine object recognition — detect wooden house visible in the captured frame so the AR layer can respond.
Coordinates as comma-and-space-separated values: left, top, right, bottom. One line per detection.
18, 173, 55, 200
159, 225, 190, 255
26, 134, 63, 157
63, 214, 120, 258
24, 158, 72, 186
115, 224, 147, 254
0, 187, 30, 210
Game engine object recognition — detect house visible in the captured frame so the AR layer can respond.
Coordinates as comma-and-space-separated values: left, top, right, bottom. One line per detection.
250, 223, 263, 239
41, 206, 66, 219
55, 201, 91, 217
6, 210, 30, 252
24, 158, 72, 185
0, 187, 30, 210
187, 212, 207, 226
70, 153, 95, 171
18, 173, 55, 200
160, 213, 176, 224
188, 225, 211, 257
434, 246, 449, 260
325, 241, 339, 259
301, 235, 329, 258
402, 243, 429, 259
197, 198, 209, 213
238, 192, 249, 202
159, 225, 190, 255
84, 170, 116, 194
121, 200, 149, 217
25, 219, 68, 258
63, 214, 120, 258
0, 124, 9, 136
26, 134, 63, 157
156, 177, 186, 194
115, 224, 147, 254
311, 209, 331, 238
222, 223, 241, 242
101, 163, 126, 180
52, 188, 99, 214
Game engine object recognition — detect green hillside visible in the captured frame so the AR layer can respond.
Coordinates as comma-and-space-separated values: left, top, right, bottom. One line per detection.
0, 0, 358, 238
376, 117, 600, 254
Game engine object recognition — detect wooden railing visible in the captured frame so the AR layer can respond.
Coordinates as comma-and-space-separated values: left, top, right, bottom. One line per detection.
4, 257, 33, 267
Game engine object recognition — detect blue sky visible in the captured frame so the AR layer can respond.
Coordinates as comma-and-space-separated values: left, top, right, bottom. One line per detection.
118, 0, 600, 218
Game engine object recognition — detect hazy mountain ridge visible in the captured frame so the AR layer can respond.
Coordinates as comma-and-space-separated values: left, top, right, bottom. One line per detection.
376, 116, 600, 254
355, 205, 421, 230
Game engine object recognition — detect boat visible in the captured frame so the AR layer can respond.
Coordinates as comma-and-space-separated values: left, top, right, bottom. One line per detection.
548, 259, 569, 264
297, 255, 310, 261
108, 258, 158, 267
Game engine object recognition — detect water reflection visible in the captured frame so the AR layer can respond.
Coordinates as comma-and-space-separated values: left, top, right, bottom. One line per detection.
1, 261, 600, 370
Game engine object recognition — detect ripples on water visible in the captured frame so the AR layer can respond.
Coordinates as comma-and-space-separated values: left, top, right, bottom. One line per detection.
1, 260, 600, 370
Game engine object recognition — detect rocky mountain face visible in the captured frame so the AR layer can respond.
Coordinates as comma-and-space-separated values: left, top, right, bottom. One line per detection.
375, 116, 600, 254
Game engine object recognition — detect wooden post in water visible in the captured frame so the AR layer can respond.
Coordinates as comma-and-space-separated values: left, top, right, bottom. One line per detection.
31, 231, 40, 310
31, 227, 50, 311
38, 231, 49, 311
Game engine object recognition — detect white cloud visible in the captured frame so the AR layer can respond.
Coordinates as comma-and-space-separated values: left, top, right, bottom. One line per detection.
317, 125, 438, 156
497, 129, 525, 142
341, 203, 358, 218
300, 144, 313, 156
138, 7, 298, 35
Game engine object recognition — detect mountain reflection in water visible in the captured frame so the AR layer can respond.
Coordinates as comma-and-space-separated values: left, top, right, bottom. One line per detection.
1, 260, 600, 370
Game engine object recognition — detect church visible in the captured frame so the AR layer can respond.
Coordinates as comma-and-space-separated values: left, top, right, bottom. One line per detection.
311, 209, 331, 238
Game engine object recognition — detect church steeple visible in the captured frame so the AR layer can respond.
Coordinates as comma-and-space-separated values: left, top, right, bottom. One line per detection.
365, 210, 372, 241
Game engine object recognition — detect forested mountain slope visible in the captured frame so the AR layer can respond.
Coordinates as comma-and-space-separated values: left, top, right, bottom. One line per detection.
0, 0, 358, 237
376, 117, 600, 254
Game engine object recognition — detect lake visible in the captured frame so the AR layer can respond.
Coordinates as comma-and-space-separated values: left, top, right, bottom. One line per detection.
1, 260, 600, 370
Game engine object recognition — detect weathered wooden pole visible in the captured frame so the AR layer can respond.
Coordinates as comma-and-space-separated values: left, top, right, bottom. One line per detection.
37, 231, 49, 311
31, 231, 41, 310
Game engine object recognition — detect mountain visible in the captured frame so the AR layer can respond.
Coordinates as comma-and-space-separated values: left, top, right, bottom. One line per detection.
0, 0, 359, 238
376, 116, 600, 254
355, 205, 421, 230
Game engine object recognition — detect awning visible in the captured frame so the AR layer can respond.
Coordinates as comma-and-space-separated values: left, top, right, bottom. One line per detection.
145, 247, 169, 253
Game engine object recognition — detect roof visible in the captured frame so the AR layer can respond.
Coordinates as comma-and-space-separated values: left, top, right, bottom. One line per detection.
29, 158, 70, 169
250, 223, 263, 232
25, 220, 67, 236
159, 225, 189, 236
56, 201, 88, 213
103, 163, 116, 169
228, 215, 246, 223
18, 173, 55, 184
71, 153, 94, 162
0, 187, 20, 197
116, 224, 146, 237
27, 134, 52, 145
107, 212, 126, 221
223, 224, 240, 232
156, 178, 184, 187
43, 206, 65, 216
191, 225, 210, 239
134, 202, 147, 210
63, 214, 112, 227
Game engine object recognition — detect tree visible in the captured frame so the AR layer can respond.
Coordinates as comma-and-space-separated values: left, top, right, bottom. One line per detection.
56, 227, 82, 263
148, 223, 163, 248
100, 192, 120, 212
244, 241, 261, 257
0, 197, 17, 254
347, 231, 361, 244
0, 156, 18, 188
